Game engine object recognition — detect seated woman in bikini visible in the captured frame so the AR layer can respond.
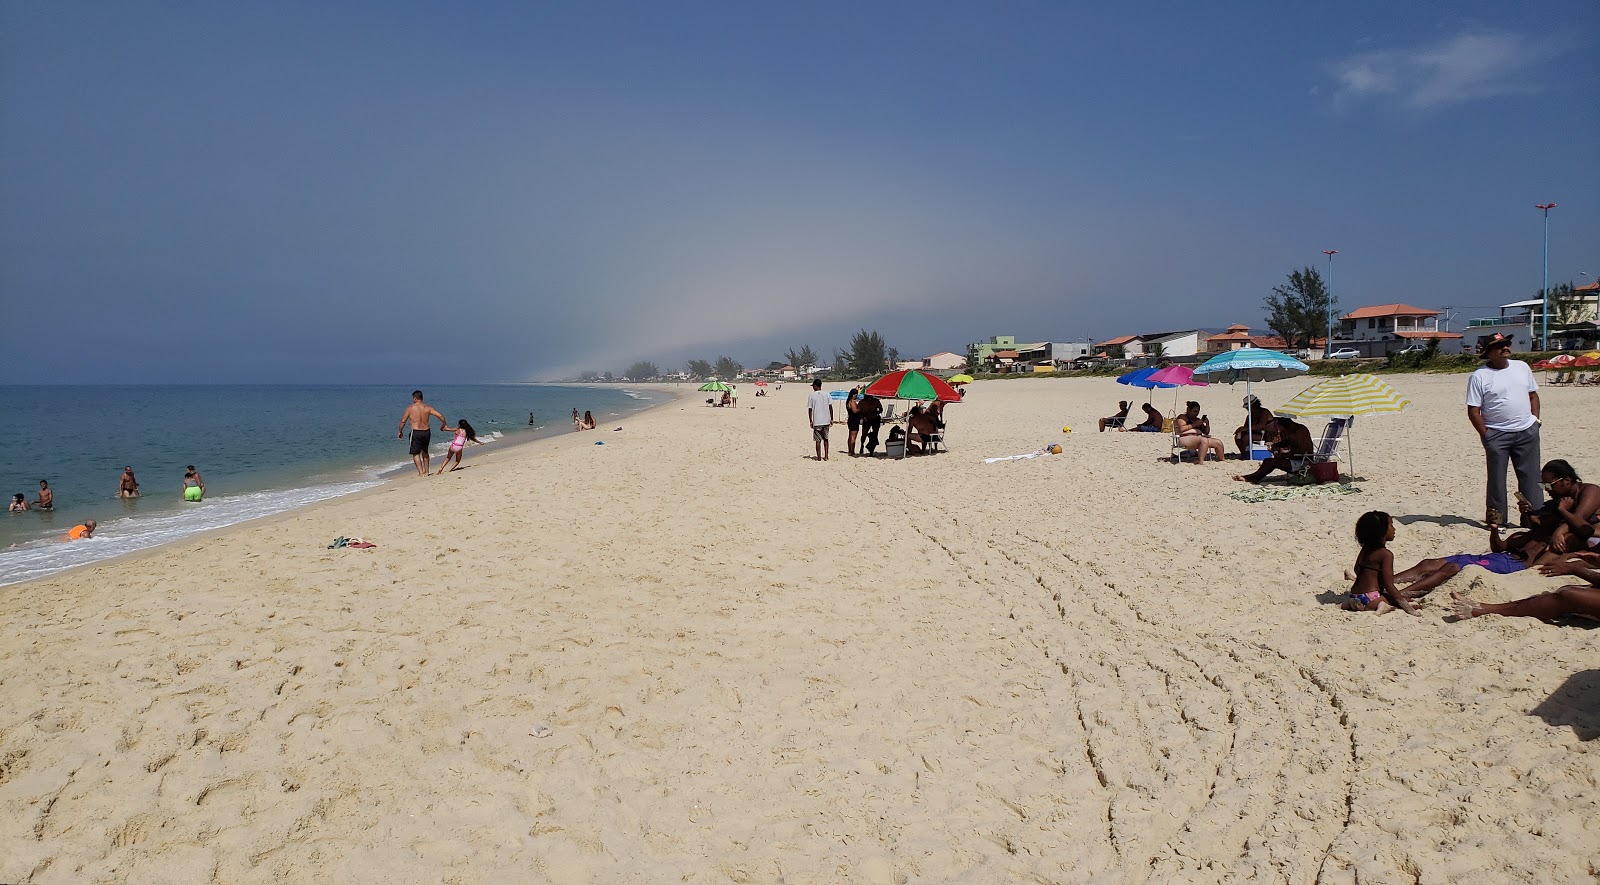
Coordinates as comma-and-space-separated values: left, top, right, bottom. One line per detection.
1524, 459, 1600, 565
1173, 401, 1225, 464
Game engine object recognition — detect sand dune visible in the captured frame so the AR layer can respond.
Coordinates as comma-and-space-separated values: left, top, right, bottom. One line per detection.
2, 374, 1597, 883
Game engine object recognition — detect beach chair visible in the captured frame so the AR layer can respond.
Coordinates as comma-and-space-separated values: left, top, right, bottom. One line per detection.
1295, 417, 1349, 480
924, 428, 946, 454
1169, 418, 1199, 463
883, 403, 898, 420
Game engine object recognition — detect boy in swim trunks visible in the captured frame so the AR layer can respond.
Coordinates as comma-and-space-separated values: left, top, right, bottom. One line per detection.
34, 479, 52, 511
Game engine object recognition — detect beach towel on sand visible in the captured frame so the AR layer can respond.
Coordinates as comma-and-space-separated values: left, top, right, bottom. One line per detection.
1228, 484, 1360, 503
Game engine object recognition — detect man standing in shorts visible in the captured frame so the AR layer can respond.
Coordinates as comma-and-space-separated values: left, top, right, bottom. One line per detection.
806, 379, 834, 462
398, 389, 447, 476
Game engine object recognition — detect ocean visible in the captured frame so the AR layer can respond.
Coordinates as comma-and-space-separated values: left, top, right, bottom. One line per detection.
0, 384, 667, 586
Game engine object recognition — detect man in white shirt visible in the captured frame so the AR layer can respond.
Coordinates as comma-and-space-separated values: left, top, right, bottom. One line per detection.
1466, 334, 1542, 525
805, 379, 834, 461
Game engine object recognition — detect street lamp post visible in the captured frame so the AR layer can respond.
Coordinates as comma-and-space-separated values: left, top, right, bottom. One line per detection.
1322, 250, 1338, 357
1537, 203, 1557, 351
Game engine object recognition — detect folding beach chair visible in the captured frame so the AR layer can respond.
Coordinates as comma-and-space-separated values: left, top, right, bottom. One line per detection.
1169, 416, 1199, 463
1295, 417, 1349, 480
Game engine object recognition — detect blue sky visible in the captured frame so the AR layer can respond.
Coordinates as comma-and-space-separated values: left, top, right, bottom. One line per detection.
3, 2, 1596, 382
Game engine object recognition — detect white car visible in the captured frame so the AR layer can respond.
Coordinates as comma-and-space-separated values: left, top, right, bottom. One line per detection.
1395, 343, 1428, 355
1328, 348, 1361, 359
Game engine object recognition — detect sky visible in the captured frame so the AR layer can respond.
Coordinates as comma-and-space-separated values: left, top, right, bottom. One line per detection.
2, 2, 1596, 383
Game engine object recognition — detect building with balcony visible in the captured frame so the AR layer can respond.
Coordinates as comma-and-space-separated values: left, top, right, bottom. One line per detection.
1463, 286, 1600, 352
1336, 303, 1463, 356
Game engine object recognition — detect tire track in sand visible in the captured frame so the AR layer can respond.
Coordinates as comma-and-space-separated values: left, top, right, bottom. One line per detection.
869, 486, 1354, 883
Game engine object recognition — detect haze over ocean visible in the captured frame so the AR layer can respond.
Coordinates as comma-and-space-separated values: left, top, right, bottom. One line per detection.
0, 384, 664, 584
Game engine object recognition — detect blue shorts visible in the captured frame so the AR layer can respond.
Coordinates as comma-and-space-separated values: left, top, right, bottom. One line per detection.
1443, 552, 1525, 575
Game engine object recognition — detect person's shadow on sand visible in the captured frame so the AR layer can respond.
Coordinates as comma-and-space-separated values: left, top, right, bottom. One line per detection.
1531, 669, 1600, 741
1396, 514, 1487, 529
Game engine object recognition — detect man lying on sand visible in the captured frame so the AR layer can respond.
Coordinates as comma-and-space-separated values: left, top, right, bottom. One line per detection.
1453, 552, 1600, 623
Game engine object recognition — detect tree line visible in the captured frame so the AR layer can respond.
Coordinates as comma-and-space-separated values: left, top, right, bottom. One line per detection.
572, 329, 902, 382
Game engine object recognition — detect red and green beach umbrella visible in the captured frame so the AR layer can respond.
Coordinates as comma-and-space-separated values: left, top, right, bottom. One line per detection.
863, 368, 963, 403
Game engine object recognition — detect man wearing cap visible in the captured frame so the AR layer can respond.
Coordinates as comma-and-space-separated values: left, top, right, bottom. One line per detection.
1467, 333, 1542, 526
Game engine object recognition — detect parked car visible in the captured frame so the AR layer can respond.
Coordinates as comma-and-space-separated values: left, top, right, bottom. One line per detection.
1329, 348, 1361, 359
1395, 343, 1429, 355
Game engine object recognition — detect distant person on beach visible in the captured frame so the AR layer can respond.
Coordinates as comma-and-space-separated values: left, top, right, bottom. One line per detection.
529, 412, 536, 426
1123, 403, 1163, 432
9, 494, 27, 512
1467, 333, 1542, 526
572, 408, 581, 429
1234, 395, 1277, 457
1233, 415, 1314, 483
182, 466, 205, 502
1342, 512, 1420, 615
581, 410, 597, 430
730, 386, 738, 407
118, 466, 140, 498
806, 379, 833, 461
397, 390, 447, 476
1174, 402, 1225, 464
846, 387, 862, 455
34, 480, 52, 511
434, 419, 483, 475
1099, 401, 1130, 432
858, 392, 883, 455
906, 405, 940, 455
66, 520, 96, 540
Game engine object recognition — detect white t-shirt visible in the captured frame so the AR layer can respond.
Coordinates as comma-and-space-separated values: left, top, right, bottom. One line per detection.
806, 390, 833, 427
1466, 360, 1538, 432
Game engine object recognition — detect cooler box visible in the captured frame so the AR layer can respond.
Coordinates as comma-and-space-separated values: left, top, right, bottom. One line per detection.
1249, 444, 1271, 461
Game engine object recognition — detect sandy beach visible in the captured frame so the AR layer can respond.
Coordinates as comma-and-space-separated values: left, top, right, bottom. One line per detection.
2, 374, 1596, 884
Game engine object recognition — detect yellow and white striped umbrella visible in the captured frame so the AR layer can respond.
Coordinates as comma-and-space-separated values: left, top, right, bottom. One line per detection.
1276, 373, 1411, 418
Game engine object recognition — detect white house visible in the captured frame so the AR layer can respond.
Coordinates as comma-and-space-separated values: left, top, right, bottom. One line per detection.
1338, 303, 1463, 356
921, 351, 967, 371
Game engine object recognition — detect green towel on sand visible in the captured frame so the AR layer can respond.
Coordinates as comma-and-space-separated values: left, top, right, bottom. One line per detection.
1228, 483, 1360, 503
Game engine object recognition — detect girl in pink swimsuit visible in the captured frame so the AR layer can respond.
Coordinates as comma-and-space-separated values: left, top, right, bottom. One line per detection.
434, 419, 481, 475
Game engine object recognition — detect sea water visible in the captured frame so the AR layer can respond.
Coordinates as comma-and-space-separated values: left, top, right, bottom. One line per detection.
0, 384, 666, 586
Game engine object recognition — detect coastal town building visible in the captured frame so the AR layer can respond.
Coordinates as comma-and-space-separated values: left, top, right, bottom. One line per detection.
1336, 303, 1462, 357
921, 351, 968, 371
1462, 284, 1600, 352
1094, 330, 1209, 359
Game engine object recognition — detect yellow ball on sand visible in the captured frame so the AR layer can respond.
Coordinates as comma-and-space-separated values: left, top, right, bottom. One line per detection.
1062, 426, 1072, 433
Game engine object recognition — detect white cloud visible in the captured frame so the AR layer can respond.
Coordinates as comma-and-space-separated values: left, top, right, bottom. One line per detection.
1329, 30, 1566, 109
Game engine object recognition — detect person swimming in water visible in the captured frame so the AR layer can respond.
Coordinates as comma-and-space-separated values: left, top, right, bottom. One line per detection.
182, 466, 205, 502
9, 494, 27, 512
34, 479, 52, 511
66, 519, 96, 540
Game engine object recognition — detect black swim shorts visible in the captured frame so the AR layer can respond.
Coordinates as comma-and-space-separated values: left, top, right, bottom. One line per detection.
409, 429, 431, 455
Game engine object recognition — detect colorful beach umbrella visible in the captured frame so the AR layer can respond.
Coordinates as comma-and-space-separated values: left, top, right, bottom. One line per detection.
697, 381, 732, 392
864, 368, 962, 402
948, 374, 975, 384
1116, 367, 1177, 388
1115, 366, 1175, 405
1277, 373, 1411, 418
1147, 365, 1209, 415
1276, 374, 1411, 479
1193, 348, 1309, 450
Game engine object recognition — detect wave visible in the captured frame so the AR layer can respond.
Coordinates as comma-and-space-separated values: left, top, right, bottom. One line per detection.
0, 479, 381, 587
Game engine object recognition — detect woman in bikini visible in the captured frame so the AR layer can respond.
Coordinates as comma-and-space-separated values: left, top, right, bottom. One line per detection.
1174, 401, 1225, 464
1530, 459, 1600, 562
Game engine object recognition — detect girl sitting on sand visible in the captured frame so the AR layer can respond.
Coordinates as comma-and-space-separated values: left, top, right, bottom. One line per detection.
434, 419, 482, 474
1344, 511, 1420, 615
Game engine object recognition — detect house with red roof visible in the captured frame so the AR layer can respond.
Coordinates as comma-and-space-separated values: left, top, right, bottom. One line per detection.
1336, 303, 1463, 356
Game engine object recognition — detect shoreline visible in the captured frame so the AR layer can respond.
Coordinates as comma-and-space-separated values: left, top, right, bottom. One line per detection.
0, 385, 685, 590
